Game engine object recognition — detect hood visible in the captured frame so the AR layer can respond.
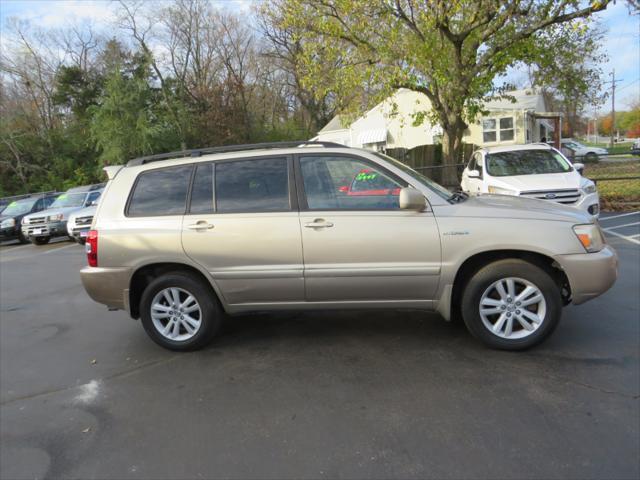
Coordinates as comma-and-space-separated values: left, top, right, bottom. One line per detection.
23, 206, 83, 222
448, 194, 592, 224
68, 205, 97, 221
491, 171, 581, 192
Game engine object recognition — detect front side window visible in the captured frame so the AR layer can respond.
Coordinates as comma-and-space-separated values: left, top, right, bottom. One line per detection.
486, 150, 572, 177
483, 117, 515, 143
300, 156, 404, 210
128, 165, 193, 216
215, 158, 289, 213
86, 191, 101, 206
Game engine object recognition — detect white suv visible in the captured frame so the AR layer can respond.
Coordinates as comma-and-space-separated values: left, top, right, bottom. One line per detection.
461, 144, 600, 219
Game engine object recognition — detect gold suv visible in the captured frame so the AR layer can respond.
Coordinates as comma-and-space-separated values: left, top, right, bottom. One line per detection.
81, 142, 618, 351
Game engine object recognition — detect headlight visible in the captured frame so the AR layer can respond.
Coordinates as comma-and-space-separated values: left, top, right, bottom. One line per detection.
573, 224, 605, 253
582, 183, 597, 194
48, 214, 63, 221
22, 217, 30, 225
1, 218, 15, 228
488, 186, 517, 195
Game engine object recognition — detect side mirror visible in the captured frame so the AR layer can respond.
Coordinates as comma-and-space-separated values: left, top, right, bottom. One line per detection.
399, 187, 426, 211
573, 162, 584, 175
90, 200, 99, 206
467, 169, 481, 179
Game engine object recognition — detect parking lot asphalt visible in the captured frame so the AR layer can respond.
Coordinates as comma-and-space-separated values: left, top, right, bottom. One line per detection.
1, 218, 639, 480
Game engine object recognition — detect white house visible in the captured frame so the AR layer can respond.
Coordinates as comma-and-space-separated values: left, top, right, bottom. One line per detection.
314, 88, 561, 150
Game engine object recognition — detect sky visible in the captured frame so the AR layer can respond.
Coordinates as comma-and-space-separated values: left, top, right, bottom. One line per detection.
0, 0, 638, 113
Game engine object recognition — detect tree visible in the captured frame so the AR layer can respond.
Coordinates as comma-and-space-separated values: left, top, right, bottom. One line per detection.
277, 0, 611, 185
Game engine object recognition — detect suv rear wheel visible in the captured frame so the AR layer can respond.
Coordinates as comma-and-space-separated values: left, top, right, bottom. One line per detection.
461, 259, 562, 350
140, 272, 222, 351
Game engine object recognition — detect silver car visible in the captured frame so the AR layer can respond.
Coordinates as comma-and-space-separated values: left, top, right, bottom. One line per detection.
81, 142, 618, 351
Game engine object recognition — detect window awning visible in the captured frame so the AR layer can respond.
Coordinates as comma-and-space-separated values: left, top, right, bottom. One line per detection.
357, 128, 387, 145
538, 119, 555, 131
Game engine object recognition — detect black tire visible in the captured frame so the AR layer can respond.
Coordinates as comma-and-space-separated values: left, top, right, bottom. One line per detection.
585, 152, 599, 163
140, 272, 223, 351
31, 236, 50, 245
461, 259, 562, 351
17, 231, 29, 244
77, 237, 86, 245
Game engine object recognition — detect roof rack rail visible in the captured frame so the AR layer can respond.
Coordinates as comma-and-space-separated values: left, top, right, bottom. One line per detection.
127, 141, 347, 166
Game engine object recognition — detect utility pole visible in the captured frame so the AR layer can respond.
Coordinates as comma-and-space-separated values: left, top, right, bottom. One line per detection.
605, 69, 624, 148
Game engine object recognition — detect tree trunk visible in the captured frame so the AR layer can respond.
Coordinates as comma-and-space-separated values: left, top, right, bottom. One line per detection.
441, 122, 466, 188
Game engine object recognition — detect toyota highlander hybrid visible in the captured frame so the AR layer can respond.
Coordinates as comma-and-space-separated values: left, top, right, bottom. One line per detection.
80, 142, 618, 352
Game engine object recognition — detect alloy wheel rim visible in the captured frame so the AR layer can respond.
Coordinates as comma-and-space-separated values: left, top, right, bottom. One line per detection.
479, 277, 546, 340
150, 287, 202, 341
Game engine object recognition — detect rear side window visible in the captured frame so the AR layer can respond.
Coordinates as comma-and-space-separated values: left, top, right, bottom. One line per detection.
189, 163, 214, 214
215, 158, 289, 213
128, 165, 193, 216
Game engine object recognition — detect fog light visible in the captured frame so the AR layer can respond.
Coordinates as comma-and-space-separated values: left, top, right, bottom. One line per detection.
588, 204, 599, 215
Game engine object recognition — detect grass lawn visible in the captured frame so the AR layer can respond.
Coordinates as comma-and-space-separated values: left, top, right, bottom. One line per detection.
584, 160, 640, 210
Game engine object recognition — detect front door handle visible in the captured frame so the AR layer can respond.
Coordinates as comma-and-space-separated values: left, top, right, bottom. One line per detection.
187, 221, 214, 230
304, 219, 334, 229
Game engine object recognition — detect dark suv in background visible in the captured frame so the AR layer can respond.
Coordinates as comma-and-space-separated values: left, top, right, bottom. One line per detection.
0, 193, 60, 244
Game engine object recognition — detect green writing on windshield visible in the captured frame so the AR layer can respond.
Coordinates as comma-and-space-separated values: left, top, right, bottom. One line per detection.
355, 172, 378, 181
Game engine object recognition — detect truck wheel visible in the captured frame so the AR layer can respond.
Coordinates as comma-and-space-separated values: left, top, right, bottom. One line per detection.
31, 236, 50, 245
461, 259, 562, 350
140, 272, 223, 351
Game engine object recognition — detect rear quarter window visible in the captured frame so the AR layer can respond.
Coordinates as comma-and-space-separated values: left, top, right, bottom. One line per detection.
127, 165, 193, 216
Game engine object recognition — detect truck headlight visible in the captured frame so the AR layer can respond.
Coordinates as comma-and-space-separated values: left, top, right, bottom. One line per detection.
573, 224, 605, 253
582, 183, 597, 194
488, 186, 517, 195
1, 218, 15, 228
48, 214, 63, 221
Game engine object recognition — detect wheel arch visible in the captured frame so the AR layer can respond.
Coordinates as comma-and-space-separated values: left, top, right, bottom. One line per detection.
443, 249, 571, 322
129, 262, 226, 319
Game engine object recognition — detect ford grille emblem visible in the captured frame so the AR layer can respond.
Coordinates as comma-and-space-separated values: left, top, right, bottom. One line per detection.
545, 193, 557, 199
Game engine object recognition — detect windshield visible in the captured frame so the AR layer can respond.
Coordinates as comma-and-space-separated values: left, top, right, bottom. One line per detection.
2, 198, 37, 216
372, 152, 452, 200
50, 192, 86, 208
486, 150, 572, 177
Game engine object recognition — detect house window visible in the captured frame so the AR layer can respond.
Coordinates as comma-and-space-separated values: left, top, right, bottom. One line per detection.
483, 117, 515, 143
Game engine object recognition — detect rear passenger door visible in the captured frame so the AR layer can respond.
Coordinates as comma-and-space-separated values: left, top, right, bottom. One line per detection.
296, 154, 441, 303
181, 156, 305, 306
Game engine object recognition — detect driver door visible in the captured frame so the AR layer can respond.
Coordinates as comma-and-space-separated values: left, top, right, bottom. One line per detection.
296, 154, 441, 303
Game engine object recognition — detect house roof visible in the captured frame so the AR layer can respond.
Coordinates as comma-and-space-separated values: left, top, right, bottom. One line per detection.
482, 89, 545, 111
318, 115, 347, 133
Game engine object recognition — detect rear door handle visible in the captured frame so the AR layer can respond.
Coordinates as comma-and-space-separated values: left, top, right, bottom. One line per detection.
304, 219, 334, 229
187, 221, 214, 230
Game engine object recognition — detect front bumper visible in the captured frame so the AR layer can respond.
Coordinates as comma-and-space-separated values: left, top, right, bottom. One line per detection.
0, 226, 19, 241
22, 221, 67, 238
81, 266, 132, 311
69, 226, 91, 239
555, 245, 618, 305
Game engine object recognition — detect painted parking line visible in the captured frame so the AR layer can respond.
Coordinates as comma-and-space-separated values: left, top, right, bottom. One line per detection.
599, 211, 640, 221
602, 227, 640, 246
603, 221, 640, 231
0, 242, 80, 263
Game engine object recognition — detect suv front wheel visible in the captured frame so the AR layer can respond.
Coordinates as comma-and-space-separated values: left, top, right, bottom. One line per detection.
461, 259, 562, 350
140, 272, 222, 351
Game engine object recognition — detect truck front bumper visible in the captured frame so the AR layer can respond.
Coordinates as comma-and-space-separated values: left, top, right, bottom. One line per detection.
22, 221, 67, 238
555, 245, 618, 305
